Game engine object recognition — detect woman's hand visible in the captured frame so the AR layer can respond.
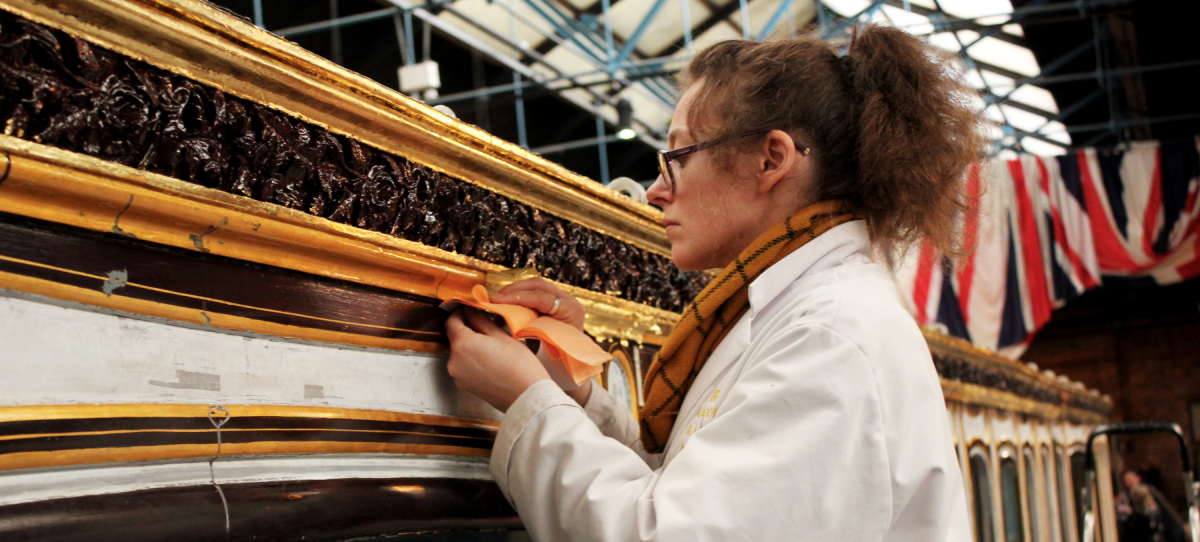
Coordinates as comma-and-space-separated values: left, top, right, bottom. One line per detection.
490, 278, 585, 331
489, 278, 594, 407
445, 307, 550, 413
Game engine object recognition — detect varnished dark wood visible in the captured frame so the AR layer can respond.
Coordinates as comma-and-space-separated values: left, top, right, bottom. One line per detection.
0, 477, 521, 541
0, 415, 496, 455
0, 212, 448, 343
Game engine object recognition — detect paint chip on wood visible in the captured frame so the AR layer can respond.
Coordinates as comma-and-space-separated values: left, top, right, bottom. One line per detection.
149, 369, 221, 391
304, 384, 325, 399
102, 269, 128, 296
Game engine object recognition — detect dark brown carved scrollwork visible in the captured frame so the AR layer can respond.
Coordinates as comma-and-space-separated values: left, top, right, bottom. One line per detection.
0, 11, 710, 311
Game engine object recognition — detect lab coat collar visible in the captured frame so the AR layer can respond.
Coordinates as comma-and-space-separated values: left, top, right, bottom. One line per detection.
746, 220, 870, 326
665, 220, 870, 453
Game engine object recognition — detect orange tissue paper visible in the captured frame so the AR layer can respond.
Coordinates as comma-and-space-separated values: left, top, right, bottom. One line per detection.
450, 285, 609, 385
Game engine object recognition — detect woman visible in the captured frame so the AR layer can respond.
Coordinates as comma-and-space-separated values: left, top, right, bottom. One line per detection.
445, 25, 984, 541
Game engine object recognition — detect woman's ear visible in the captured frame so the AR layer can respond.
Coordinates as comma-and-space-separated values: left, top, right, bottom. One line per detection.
756, 130, 799, 194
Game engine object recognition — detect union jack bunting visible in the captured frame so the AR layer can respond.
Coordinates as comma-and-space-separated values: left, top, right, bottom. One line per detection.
893, 138, 1200, 358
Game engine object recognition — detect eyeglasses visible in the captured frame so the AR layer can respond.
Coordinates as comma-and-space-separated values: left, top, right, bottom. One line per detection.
656, 130, 811, 193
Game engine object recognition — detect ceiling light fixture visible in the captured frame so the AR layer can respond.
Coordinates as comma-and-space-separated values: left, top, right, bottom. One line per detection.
616, 98, 635, 140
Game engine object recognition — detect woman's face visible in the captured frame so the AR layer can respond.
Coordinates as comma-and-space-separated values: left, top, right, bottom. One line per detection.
647, 86, 777, 271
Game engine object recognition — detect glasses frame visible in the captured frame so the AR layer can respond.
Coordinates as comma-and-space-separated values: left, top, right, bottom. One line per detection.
656, 129, 811, 193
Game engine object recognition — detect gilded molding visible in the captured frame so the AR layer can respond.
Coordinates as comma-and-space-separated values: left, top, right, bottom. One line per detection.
927, 330, 1112, 419
0, 0, 669, 257
0, 443, 490, 472
0, 135, 679, 343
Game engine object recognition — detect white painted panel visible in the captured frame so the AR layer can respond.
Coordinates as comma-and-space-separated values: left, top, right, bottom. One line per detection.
1015, 415, 1034, 446
963, 406, 989, 445
992, 410, 1017, 446
1063, 423, 1090, 448
0, 294, 498, 422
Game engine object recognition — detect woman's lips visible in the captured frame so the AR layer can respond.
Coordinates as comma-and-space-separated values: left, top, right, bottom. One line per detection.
662, 220, 679, 231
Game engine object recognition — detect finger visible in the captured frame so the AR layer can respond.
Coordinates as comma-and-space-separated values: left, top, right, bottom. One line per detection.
444, 310, 475, 343
494, 289, 560, 315
496, 278, 564, 299
463, 307, 509, 339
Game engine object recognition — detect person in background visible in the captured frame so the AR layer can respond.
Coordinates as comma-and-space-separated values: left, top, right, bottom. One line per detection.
1119, 471, 1168, 542
443, 24, 985, 542
1118, 470, 1188, 542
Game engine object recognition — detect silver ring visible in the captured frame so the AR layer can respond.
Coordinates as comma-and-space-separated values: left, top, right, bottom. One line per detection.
549, 297, 561, 316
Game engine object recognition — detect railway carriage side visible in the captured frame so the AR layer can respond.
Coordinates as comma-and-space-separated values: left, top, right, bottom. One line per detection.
0, 1, 1117, 540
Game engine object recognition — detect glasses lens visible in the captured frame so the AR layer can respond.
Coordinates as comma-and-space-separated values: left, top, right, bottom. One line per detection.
657, 152, 675, 193
666, 159, 682, 192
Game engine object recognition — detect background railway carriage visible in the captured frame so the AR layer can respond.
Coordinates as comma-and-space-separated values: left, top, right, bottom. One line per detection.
932, 332, 1116, 542
0, 1, 1117, 540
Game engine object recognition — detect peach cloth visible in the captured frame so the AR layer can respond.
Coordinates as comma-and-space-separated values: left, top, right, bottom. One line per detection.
456, 285, 609, 385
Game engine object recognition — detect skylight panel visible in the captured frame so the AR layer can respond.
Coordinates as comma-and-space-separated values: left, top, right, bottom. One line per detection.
1020, 138, 1067, 156
964, 70, 986, 90
1039, 122, 1071, 145
689, 20, 742, 52
530, 61, 558, 80
541, 46, 602, 78
608, 0, 712, 57
445, 0, 591, 59
975, 15, 1012, 26
965, 35, 1040, 77
880, 4, 933, 35
936, 0, 1013, 20
979, 70, 1016, 92
999, 104, 1049, 133
744, 0, 812, 40
1002, 24, 1024, 37
558, 0, 592, 12
616, 87, 674, 132
985, 104, 1005, 123
1007, 85, 1059, 114
927, 31, 963, 53
822, 0, 873, 18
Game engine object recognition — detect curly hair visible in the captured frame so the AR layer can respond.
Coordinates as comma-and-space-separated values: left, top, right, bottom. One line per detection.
680, 25, 987, 262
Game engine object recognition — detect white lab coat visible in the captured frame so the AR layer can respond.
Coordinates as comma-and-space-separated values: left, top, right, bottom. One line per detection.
489, 221, 971, 542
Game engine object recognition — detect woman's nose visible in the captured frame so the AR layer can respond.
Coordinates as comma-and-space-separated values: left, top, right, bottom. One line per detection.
646, 173, 672, 207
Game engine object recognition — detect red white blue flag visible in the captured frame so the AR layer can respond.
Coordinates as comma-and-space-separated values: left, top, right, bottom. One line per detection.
894, 138, 1200, 357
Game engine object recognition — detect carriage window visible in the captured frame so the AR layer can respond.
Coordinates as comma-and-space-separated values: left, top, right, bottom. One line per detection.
1069, 450, 1087, 540
1041, 446, 1061, 542
1023, 447, 1041, 542
1000, 450, 1026, 542
1055, 446, 1073, 542
970, 447, 996, 542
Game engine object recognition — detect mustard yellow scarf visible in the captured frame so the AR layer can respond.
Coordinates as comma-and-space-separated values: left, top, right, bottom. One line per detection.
639, 201, 860, 453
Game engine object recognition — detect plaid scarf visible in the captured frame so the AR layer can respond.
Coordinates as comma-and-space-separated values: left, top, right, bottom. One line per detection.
639, 201, 860, 453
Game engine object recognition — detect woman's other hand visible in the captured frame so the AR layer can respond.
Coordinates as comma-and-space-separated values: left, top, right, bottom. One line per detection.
489, 278, 594, 407
445, 307, 550, 412
490, 278, 585, 331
